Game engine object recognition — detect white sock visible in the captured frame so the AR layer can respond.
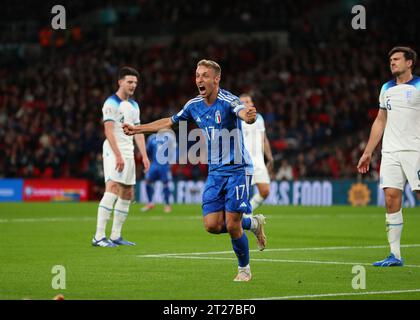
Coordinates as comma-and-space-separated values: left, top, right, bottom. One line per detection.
95, 192, 118, 240
111, 198, 131, 240
250, 193, 265, 212
238, 264, 251, 273
250, 217, 258, 232
386, 209, 403, 260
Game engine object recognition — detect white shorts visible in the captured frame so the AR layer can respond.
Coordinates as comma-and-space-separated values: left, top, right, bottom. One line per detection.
380, 151, 420, 191
103, 147, 136, 186
251, 164, 270, 185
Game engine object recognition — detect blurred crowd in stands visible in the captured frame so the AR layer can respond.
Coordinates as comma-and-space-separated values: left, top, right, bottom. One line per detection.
1, 0, 418, 197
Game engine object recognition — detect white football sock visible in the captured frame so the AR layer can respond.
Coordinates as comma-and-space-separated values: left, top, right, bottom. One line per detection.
250, 193, 265, 212
250, 217, 258, 232
238, 264, 251, 273
386, 209, 403, 260
95, 192, 118, 240
111, 198, 131, 240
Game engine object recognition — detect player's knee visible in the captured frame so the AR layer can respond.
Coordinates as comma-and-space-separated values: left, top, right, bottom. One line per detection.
416, 191, 420, 202
225, 220, 241, 235
106, 182, 119, 195
120, 187, 133, 200
260, 188, 270, 199
204, 223, 222, 234
385, 192, 400, 204
384, 191, 402, 212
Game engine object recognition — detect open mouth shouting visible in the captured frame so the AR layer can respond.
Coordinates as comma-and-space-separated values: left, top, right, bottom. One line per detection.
198, 85, 206, 96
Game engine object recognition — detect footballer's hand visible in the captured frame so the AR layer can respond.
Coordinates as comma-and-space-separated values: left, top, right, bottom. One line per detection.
142, 157, 150, 173
115, 154, 125, 172
245, 106, 257, 123
266, 158, 274, 174
357, 153, 371, 174
122, 123, 138, 135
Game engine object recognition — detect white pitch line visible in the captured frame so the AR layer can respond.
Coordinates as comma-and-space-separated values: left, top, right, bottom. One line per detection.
250, 288, 420, 300
0, 217, 95, 223
0, 216, 202, 223
137, 254, 420, 268
0, 213, 401, 223
138, 244, 420, 258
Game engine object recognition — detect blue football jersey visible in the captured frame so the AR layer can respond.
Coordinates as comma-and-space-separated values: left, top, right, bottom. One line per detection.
147, 132, 177, 169
171, 89, 253, 175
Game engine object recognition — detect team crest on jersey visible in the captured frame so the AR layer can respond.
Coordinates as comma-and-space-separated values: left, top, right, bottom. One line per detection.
406, 90, 413, 103
215, 110, 221, 124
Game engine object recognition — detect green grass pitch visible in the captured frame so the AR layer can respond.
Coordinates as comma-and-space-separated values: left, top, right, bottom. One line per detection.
0, 203, 420, 300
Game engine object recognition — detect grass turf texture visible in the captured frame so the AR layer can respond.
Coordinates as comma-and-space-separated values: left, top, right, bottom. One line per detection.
0, 203, 419, 300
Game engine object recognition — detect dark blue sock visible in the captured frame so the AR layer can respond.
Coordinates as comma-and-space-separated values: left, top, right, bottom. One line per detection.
242, 217, 251, 230
146, 182, 154, 203
231, 233, 250, 267
163, 183, 170, 205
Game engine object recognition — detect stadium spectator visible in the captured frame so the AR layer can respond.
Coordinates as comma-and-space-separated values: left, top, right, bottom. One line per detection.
276, 159, 293, 181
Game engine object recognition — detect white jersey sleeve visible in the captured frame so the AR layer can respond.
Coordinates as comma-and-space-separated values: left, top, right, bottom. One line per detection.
378, 84, 388, 110
133, 101, 141, 125
102, 98, 119, 122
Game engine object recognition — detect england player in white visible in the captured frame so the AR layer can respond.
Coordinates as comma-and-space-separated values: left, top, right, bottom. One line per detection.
93, 67, 150, 247
240, 93, 274, 213
358, 47, 420, 266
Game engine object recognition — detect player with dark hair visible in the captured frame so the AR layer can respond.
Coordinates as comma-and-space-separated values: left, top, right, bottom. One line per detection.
358, 47, 420, 266
92, 66, 150, 247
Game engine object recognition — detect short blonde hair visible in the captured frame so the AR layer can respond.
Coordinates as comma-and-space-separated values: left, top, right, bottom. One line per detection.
197, 59, 221, 76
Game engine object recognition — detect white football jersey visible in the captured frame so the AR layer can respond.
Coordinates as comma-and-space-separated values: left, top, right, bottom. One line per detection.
242, 113, 266, 168
102, 94, 141, 158
379, 76, 420, 152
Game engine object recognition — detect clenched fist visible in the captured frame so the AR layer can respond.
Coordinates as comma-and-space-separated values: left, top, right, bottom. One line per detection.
245, 106, 257, 124
122, 123, 136, 136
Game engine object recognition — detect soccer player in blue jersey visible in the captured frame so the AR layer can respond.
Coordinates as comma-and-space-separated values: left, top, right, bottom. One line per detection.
93, 67, 150, 247
358, 47, 420, 266
141, 130, 177, 213
123, 60, 266, 281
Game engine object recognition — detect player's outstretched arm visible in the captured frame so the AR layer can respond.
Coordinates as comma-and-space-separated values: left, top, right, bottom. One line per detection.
123, 117, 173, 135
238, 106, 257, 124
357, 109, 387, 174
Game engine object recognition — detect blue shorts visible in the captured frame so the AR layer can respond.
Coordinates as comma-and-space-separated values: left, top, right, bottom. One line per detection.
202, 173, 252, 215
145, 165, 172, 184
